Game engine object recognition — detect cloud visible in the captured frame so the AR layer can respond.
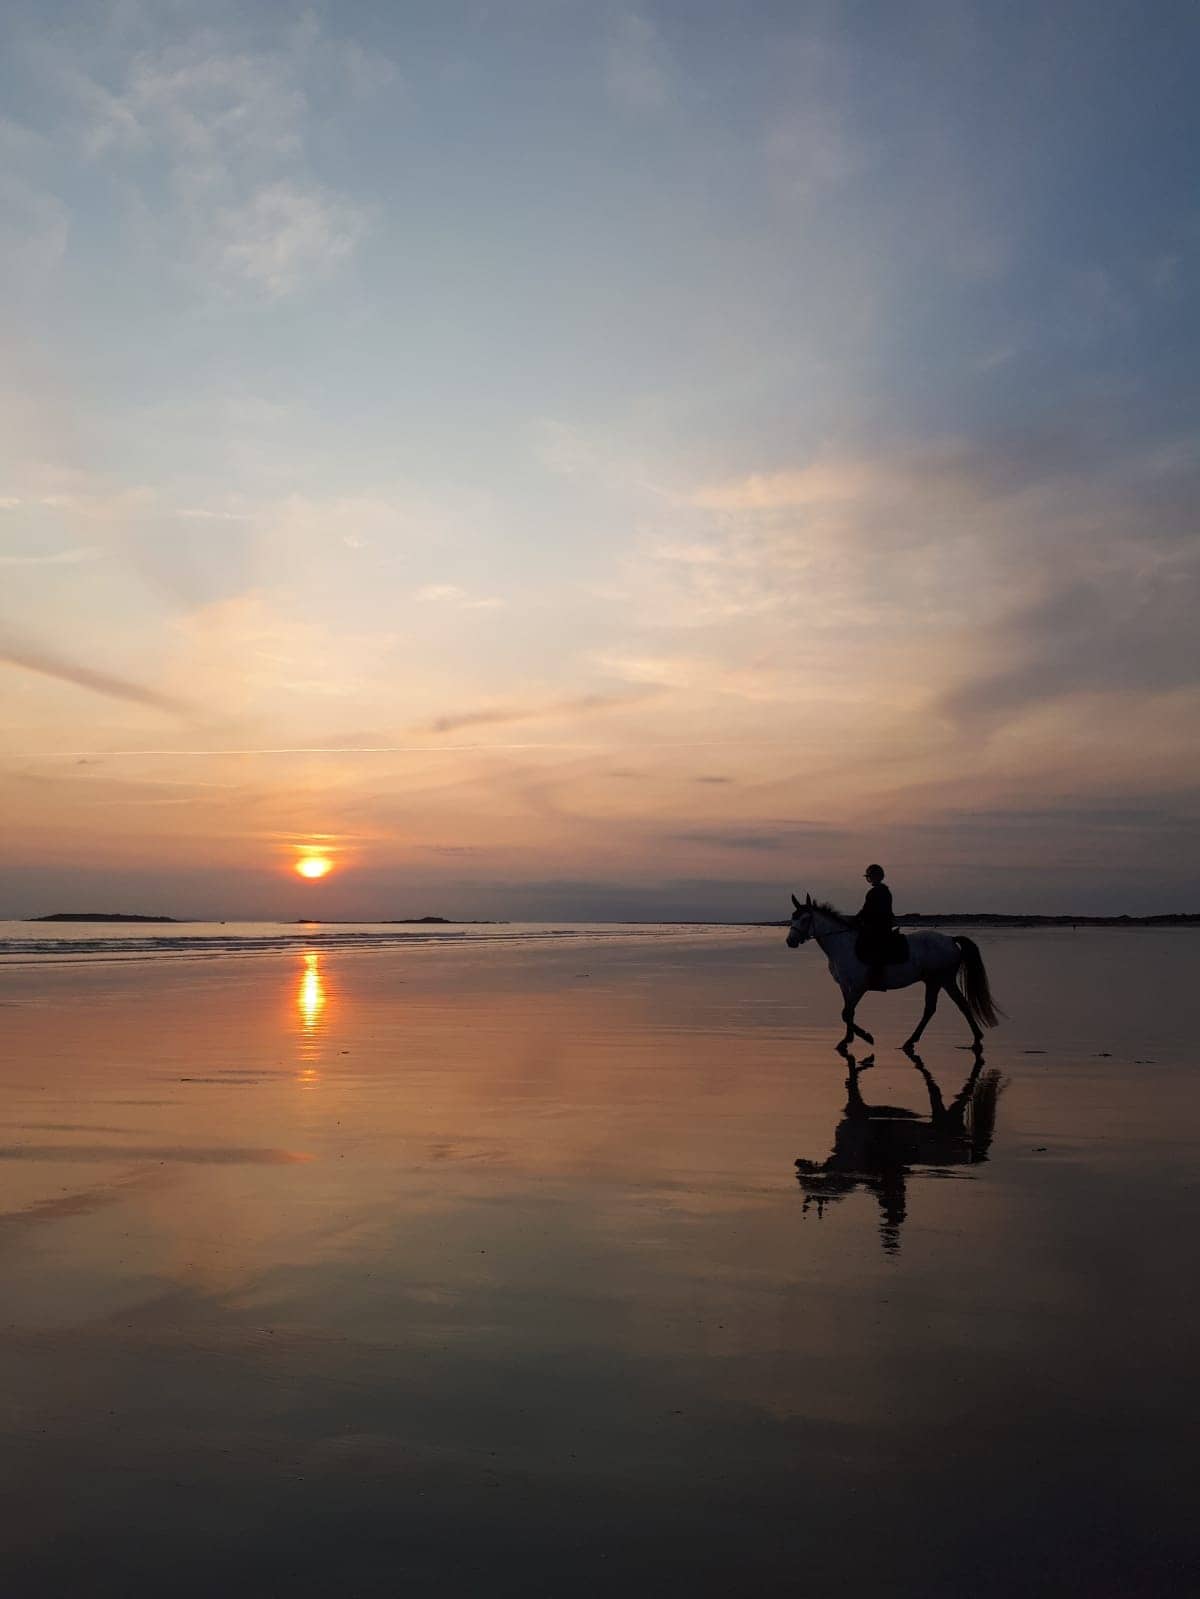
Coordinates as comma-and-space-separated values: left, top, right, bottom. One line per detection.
422, 690, 658, 736
0, 170, 70, 289
166, 592, 397, 712
0, 474, 157, 524
263, 489, 489, 558
605, 14, 672, 114
931, 798, 1200, 833
0, 632, 190, 715
685, 440, 1045, 515
943, 538, 1200, 731
0, 546, 99, 566
53, 21, 372, 300
670, 823, 836, 853
212, 180, 367, 297
174, 507, 253, 522
340, 39, 399, 99
634, 430, 1198, 650
598, 653, 785, 702
414, 584, 505, 611
530, 418, 604, 477
765, 103, 869, 201
688, 461, 876, 512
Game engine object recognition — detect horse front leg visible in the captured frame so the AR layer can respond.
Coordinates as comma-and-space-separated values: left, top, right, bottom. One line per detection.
839, 985, 874, 1051
903, 980, 939, 1053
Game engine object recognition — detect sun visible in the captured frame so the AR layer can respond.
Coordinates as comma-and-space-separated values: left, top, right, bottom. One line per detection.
295, 856, 334, 880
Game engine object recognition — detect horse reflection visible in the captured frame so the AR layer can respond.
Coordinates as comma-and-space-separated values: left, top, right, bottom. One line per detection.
794, 1053, 1004, 1254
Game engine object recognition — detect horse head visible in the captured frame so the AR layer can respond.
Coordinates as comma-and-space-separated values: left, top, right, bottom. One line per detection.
786, 891, 813, 948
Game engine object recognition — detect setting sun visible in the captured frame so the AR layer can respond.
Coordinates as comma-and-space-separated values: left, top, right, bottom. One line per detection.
295, 856, 334, 880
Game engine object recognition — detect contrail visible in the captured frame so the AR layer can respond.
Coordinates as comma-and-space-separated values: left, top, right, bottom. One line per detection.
6, 738, 796, 760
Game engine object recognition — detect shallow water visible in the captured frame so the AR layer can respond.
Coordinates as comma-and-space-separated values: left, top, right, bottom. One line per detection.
1, 927, 1197, 1595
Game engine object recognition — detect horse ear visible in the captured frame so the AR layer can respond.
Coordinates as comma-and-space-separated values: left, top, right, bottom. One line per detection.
805, 892, 812, 906
791, 893, 801, 910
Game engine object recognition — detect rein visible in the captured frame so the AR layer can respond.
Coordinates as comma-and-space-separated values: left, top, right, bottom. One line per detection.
796, 911, 856, 944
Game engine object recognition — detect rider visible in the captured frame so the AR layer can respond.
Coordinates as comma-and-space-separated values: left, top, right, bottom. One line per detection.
853, 863, 894, 991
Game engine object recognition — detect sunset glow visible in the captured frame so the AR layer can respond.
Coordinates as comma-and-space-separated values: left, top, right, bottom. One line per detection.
1, 3, 1197, 921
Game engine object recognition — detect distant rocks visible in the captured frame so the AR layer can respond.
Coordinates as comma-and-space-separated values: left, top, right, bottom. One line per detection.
30, 912, 179, 923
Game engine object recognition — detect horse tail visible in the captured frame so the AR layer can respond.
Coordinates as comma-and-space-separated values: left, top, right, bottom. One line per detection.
953, 936, 1002, 1029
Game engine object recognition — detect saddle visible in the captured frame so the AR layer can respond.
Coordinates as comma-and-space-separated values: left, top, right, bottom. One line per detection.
855, 928, 910, 966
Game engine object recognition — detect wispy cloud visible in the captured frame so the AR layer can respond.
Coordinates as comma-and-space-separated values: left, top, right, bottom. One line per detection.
0, 632, 189, 715
2, 479, 157, 523
212, 180, 367, 298
414, 584, 505, 612
598, 653, 785, 702
174, 507, 253, 522
942, 546, 1200, 729
54, 19, 374, 299
605, 13, 672, 114
0, 170, 70, 289
670, 823, 835, 852
422, 690, 657, 736
765, 102, 869, 201
0, 546, 98, 566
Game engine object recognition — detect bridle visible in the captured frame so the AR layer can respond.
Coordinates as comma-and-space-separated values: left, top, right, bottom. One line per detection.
787, 895, 814, 948
788, 895, 854, 948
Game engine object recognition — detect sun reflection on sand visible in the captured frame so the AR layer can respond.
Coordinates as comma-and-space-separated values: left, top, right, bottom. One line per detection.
298, 953, 326, 1029
296, 952, 327, 1079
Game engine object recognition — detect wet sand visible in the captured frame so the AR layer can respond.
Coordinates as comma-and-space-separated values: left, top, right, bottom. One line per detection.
1, 927, 1197, 1595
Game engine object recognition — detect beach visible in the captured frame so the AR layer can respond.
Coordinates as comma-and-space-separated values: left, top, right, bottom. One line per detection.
1, 924, 1197, 1595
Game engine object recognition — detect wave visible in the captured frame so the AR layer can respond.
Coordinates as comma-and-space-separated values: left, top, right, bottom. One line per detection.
0, 921, 723, 967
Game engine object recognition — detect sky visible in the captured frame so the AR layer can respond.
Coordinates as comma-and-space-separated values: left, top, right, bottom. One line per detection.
2, 0, 1198, 920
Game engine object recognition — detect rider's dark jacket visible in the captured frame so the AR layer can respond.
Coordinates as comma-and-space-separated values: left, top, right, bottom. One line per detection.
853, 883, 894, 964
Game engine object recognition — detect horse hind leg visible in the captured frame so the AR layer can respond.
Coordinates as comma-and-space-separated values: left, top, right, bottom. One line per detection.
941, 975, 984, 1049
903, 980, 939, 1053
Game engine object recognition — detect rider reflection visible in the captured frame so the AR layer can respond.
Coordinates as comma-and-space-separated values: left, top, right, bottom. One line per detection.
794, 1053, 1004, 1254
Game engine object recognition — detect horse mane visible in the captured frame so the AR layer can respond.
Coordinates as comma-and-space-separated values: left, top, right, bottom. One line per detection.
809, 899, 852, 926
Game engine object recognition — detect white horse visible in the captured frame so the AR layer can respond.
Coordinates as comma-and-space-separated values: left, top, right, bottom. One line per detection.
786, 893, 1001, 1053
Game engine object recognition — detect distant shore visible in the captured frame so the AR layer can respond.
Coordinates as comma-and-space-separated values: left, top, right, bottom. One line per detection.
760, 913, 1200, 929
900, 913, 1200, 927
23, 910, 1200, 928
24, 913, 502, 925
